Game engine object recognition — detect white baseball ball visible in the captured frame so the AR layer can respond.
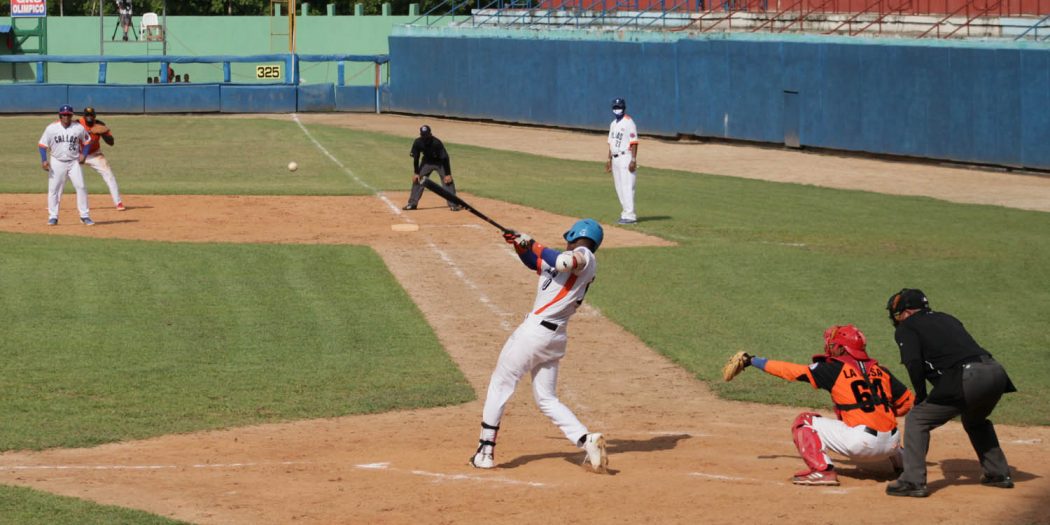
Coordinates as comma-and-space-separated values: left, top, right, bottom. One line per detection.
287, 161, 298, 172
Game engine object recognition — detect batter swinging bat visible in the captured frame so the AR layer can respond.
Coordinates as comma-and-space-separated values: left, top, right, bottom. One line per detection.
421, 178, 513, 234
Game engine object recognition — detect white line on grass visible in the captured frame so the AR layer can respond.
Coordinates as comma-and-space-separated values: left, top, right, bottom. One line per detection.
294, 114, 514, 332
292, 114, 402, 216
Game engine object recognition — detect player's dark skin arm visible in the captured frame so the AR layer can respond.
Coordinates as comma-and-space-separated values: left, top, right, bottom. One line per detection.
628, 143, 638, 172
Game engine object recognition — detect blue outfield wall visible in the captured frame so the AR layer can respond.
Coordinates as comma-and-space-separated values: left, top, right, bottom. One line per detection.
387, 29, 1050, 170
0, 84, 380, 113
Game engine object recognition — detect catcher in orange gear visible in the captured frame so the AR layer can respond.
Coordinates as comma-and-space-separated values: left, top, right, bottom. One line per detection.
723, 324, 914, 486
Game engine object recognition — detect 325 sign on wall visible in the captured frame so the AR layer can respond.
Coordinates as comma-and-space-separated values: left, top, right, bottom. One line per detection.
256, 65, 282, 80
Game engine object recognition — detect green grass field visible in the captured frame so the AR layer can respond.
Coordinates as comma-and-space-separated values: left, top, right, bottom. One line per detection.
0, 485, 188, 525
2, 115, 1048, 521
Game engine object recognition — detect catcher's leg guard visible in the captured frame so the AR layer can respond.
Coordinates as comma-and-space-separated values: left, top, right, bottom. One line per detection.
792, 412, 830, 473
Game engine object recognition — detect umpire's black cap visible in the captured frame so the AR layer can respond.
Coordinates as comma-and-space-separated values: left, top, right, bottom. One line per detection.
419, 124, 432, 137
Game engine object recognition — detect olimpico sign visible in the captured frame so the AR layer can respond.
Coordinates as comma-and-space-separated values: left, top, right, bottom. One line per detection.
12, 0, 48, 17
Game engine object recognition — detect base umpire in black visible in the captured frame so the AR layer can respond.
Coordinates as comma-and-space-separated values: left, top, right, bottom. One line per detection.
884, 289, 1017, 497
403, 124, 460, 211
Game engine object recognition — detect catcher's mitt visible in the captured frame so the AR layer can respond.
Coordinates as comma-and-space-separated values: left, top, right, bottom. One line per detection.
722, 351, 752, 382
90, 124, 110, 135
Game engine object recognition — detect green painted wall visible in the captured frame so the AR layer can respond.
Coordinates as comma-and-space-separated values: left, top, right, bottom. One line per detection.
3, 14, 435, 85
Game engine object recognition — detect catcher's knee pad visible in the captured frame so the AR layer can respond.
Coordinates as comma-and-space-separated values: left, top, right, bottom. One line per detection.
792, 412, 828, 472
792, 412, 821, 430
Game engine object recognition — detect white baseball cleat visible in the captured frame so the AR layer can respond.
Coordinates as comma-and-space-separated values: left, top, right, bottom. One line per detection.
469, 450, 495, 469
581, 433, 609, 474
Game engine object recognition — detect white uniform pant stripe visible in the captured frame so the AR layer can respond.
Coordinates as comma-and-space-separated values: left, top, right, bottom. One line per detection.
481, 319, 589, 445
611, 154, 636, 221
48, 159, 90, 219
84, 154, 121, 205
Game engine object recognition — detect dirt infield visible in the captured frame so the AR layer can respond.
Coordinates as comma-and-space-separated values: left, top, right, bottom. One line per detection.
0, 118, 1048, 525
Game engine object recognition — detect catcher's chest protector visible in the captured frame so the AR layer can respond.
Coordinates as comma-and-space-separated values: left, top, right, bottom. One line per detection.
824, 358, 897, 431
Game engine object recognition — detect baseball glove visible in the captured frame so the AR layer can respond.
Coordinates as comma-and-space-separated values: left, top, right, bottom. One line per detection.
90, 124, 110, 135
722, 351, 752, 382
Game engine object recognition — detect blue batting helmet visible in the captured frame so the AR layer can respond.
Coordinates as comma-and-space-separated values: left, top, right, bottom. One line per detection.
611, 98, 626, 110
58, 104, 74, 115
564, 219, 604, 251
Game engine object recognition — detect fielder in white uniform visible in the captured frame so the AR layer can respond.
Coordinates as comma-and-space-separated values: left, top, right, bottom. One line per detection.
470, 219, 609, 473
38, 105, 94, 226
606, 97, 638, 225
79, 107, 125, 211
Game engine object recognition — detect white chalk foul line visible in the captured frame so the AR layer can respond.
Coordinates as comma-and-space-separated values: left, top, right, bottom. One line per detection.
689, 472, 786, 486
427, 239, 514, 332
294, 115, 514, 333
354, 462, 546, 487
291, 114, 404, 217
0, 461, 305, 472
689, 472, 854, 493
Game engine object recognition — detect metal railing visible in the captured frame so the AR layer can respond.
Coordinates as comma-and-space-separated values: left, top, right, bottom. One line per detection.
823, 0, 912, 35
613, 0, 697, 30
1013, 11, 1050, 38
918, 0, 1003, 37
407, 0, 478, 26
0, 53, 388, 85
404, 0, 1050, 37
747, 0, 834, 32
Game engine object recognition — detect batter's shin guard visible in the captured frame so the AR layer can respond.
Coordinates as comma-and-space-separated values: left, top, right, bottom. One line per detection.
792, 412, 829, 472
470, 422, 500, 468
478, 421, 499, 452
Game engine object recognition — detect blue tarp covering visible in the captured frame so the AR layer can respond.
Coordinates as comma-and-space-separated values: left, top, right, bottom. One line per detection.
388, 32, 1050, 170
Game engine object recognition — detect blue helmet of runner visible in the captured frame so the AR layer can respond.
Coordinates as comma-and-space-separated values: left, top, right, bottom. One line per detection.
58, 104, 74, 115
563, 218, 604, 251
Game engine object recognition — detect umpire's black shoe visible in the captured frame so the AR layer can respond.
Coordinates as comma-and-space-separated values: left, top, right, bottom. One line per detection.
402, 204, 417, 211
980, 474, 1014, 488
450, 205, 462, 212
886, 480, 929, 498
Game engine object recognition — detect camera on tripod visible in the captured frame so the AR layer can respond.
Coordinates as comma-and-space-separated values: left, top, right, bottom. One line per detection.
115, 0, 133, 41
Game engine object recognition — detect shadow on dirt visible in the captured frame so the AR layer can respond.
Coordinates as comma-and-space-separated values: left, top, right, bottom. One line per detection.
499, 434, 691, 474
926, 458, 1041, 494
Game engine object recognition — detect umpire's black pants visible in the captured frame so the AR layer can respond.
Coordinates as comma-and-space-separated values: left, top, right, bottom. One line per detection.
406, 164, 457, 209
899, 359, 1011, 485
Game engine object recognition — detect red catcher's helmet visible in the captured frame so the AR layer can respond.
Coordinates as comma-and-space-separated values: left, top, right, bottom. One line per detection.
823, 324, 870, 361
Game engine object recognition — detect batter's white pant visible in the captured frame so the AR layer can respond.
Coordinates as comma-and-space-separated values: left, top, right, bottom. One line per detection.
810, 416, 901, 468
48, 158, 90, 220
610, 153, 636, 221
84, 153, 122, 206
481, 314, 589, 445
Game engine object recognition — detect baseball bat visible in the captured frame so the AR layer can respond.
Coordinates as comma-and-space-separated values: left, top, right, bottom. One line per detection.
421, 178, 514, 234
